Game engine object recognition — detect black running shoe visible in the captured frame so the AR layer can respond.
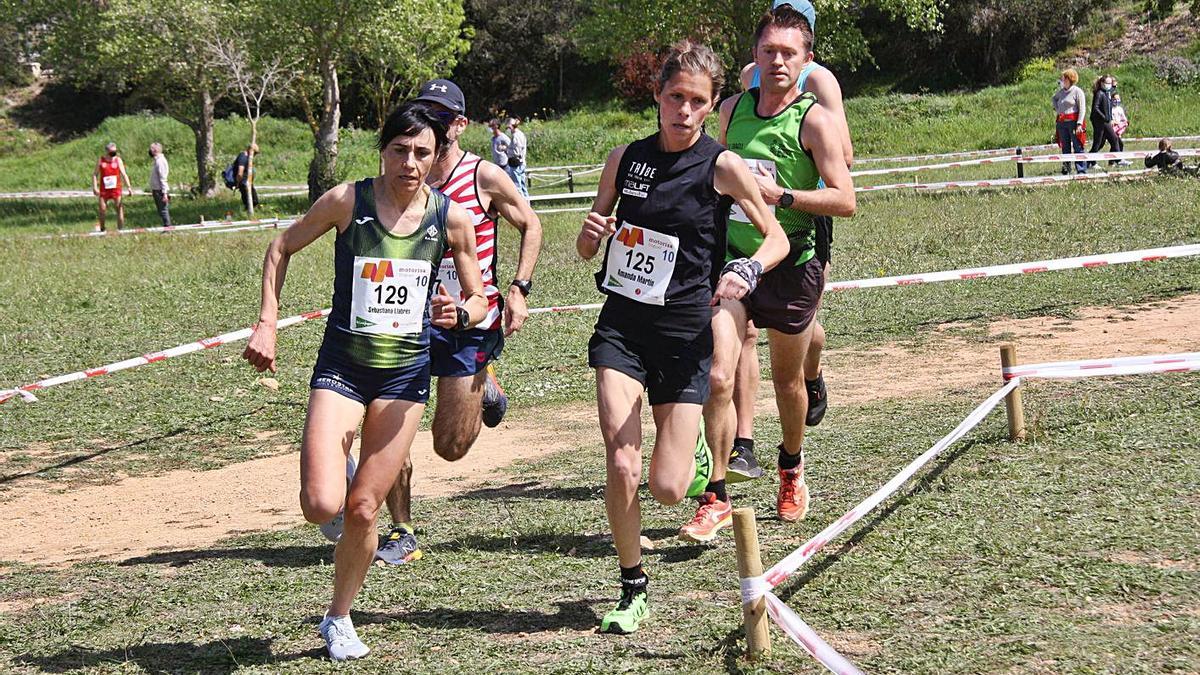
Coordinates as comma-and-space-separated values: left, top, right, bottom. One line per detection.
481, 364, 508, 428
727, 443, 764, 483
805, 373, 828, 426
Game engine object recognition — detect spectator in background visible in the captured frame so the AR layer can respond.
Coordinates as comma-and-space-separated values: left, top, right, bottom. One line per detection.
1145, 138, 1183, 172
1052, 68, 1088, 175
488, 120, 510, 173
148, 142, 171, 227
1110, 78, 1131, 166
235, 143, 260, 212
92, 141, 133, 232
1088, 74, 1123, 168
506, 117, 529, 198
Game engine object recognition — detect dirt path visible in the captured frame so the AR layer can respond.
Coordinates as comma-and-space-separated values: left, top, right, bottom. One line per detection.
2, 296, 1197, 567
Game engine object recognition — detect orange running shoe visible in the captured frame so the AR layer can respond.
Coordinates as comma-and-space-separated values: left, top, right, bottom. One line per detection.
678, 493, 732, 543
777, 468, 809, 522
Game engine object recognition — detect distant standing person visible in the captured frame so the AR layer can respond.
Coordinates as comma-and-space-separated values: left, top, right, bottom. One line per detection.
1052, 69, 1088, 175
92, 142, 133, 232
1110, 79, 1132, 166
489, 120, 510, 173
1088, 74, 1123, 167
148, 142, 171, 227
235, 143, 260, 212
506, 117, 529, 198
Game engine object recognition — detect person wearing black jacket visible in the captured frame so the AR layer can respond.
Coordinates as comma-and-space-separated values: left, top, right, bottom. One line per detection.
1089, 74, 1123, 167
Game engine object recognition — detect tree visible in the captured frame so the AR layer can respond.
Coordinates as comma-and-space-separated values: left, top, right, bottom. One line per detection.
39, 0, 232, 195
205, 10, 301, 216
257, 0, 469, 202
452, 0, 598, 114
576, 0, 942, 85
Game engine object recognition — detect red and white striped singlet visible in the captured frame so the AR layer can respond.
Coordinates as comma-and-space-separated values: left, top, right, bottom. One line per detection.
437, 152, 501, 331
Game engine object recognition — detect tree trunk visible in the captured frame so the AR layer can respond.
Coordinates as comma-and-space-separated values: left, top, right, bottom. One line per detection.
193, 88, 218, 197
308, 55, 340, 203
247, 118, 258, 218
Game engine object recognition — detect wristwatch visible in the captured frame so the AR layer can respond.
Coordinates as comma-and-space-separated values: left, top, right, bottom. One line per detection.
777, 190, 795, 209
454, 305, 470, 331
510, 279, 533, 297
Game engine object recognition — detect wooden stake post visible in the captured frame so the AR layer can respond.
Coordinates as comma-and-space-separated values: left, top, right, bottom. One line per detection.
1000, 343, 1027, 441
733, 507, 771, 660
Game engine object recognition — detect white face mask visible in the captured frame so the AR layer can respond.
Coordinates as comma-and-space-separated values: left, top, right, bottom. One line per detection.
1102, 83, 1112, 91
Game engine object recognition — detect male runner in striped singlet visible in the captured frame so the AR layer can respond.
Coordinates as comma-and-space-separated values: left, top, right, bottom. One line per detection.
374, 79, 543, 565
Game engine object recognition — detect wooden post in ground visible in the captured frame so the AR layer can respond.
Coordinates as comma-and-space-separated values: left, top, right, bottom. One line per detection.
1000, 343, 1027, 441
733, 507, 771, 660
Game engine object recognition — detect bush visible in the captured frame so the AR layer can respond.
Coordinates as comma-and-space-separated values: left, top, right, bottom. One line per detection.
613, 50, 662, 108
1156, 55, 1200, 86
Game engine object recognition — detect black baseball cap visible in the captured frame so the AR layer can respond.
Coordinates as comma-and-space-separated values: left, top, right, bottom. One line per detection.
414, 79, 466, 115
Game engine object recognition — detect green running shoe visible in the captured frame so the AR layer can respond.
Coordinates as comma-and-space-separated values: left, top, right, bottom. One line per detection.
600, 583, 649, 635
685, 419, 713, 499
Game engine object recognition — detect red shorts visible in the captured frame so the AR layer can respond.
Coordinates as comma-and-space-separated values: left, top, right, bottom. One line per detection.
99, 190, 122, 202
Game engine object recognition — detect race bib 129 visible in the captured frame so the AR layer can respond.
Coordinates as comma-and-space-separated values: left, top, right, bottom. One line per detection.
350, 257, 432, 336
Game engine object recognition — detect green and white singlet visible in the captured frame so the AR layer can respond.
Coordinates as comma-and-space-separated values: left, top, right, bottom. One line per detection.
724, 89, 820, 265
319, 179, 449, 370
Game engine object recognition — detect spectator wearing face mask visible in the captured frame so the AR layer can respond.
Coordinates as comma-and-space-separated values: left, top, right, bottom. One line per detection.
1088, 74, 1123, 168
1051, 69, 1088, 175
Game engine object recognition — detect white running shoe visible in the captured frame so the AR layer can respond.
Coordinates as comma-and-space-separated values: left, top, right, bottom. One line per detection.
319, 453, 357, 543
319, 613, 369, 661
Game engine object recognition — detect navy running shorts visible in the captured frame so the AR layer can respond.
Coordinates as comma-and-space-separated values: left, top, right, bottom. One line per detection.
587, 322, 712, 406
309, 349, 431, 405
429, 326, 504, 378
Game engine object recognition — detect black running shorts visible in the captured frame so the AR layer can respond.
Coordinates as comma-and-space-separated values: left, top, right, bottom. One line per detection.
587, 322, 712, 405
743, 254, 824, 335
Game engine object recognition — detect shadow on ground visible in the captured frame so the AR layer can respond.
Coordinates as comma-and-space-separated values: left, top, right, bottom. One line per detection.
450, 480, 603, 502
351, 599, 599, 635
118, 543, 329, 569
14, 636, 312, 674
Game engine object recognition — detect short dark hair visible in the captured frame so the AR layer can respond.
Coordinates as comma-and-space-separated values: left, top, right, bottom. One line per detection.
378, 102, 449, 156
754, 6, 814, 54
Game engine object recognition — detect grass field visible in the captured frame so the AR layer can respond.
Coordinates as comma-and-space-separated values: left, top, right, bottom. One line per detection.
2, 46, 1199, 672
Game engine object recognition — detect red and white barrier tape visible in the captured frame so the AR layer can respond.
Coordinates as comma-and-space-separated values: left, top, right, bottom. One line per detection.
5, 243, 1196, 403
519, 242, 1200, 315
744, 351, 1200, 673
825, 241, 1198, 291
854, 136, 1200, 165
0, 309, 330, 404
1003, 351, 1200, 380
25, 217, 299, 241
853, 149, 1198, 177
863, 168, 1154, 193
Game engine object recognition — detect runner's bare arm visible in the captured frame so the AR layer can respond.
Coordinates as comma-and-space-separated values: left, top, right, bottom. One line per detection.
92, 159, 101, 194
805, 68, 854, 167
480, 162, 542, 335
577, 145, 625, 260
242, 183, 353, 373
119, 158, 133, 196
714, 150, 790, 279
718, 95, 738, 146
795, 105, 855, 217
434, 201, 487, 329
739, 63, 756, 91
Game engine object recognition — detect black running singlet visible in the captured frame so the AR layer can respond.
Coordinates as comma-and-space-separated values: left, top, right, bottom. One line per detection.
594, 132, 731, 339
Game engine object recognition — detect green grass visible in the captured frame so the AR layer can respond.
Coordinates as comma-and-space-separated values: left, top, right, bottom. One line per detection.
1, 173, 1197, 492
0, 374, 1195, 672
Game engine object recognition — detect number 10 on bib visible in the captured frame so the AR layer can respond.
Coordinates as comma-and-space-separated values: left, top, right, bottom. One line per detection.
603, 222, 678, 306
